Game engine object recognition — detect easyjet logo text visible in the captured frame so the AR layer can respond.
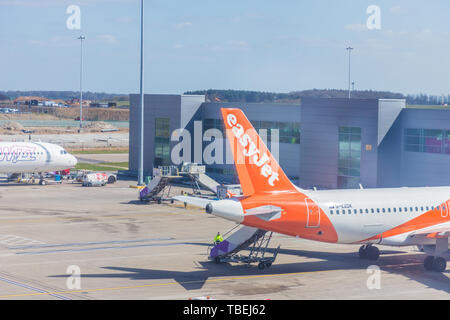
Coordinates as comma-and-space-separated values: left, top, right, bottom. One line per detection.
227, 113, 279, 186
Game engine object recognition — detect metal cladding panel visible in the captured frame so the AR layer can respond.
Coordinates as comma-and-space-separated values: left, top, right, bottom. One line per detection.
378, 99, 405, 146
399, 108, 450, 187
129, 94, 140, 172
300, 98, 379, 189
129, 94, 181, 173
180, 95, 205, 129
201, 102, 301, 123
201, 102, 301, 182
376, 110, 403, 188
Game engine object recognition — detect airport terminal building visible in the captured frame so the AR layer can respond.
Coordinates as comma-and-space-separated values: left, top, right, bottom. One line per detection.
128, 94, 450, 190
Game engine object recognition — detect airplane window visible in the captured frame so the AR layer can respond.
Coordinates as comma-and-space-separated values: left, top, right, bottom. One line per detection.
393, 208, 397, 213
359, 209, 363, 214
415, 207, 418, 211
388, 208, 391, 213
342, 210, 345, 215
420, 206, 424, 211
371, 209, 374, 214
426, 206, 429, 211
330, 210, 334, 215
382, 208, 385, 213
365, 209, 368, 214
376, 208, 380, 213
399, 208, 402, 212
348, 210, 352, 214
336, 210, 340, 215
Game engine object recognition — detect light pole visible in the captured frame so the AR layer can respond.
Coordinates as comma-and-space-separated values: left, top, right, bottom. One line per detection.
77, 35, 85, 132
138, 0, 145, 186
346, 46, 353, 99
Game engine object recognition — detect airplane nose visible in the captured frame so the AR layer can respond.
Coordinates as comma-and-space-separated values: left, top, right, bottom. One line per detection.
70, 155, 78, 167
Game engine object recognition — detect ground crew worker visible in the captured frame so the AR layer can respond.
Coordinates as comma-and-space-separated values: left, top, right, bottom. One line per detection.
214, 232, 223, 245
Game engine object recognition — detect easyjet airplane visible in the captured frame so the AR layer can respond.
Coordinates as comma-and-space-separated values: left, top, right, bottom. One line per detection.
176, 108, 450, 273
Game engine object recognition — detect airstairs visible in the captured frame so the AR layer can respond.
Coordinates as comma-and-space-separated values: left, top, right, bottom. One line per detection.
139, 166, 181, 203
179, 163, 220, 194
208, 225, 280, 269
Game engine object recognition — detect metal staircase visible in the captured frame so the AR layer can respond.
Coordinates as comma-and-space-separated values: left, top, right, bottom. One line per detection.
139, 166, 180, 203
179, 163, 220, 195
208, 225, 280, 269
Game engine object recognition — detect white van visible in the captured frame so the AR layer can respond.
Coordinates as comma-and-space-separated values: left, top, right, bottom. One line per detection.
82, 172, 108, 187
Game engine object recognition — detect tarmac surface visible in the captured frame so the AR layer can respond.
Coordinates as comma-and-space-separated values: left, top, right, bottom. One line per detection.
0, 180, 448, 300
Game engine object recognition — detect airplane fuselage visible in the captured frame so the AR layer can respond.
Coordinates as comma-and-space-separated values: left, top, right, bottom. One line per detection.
237, 186, 450, 247
0, 142, 77, 174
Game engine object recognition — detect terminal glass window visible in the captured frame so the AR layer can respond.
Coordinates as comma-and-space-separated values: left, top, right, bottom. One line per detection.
338, 127, 361, 189
203, 119, 224, 133
154, 118, 171, 166
253, 121, 300, 144
404, 128, 443, 154
203, 119, 300, 144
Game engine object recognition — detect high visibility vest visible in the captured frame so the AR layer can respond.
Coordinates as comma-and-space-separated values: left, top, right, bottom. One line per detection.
214, 235, 223, 243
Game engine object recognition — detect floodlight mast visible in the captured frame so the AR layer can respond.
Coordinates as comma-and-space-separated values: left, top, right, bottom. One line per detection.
346, 46, 354, 99
77, 35, 85, 131
138, 0, 145, 186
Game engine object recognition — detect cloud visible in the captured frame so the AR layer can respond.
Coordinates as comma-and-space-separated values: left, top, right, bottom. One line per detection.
116, 16, 134, 24
96, 34, 119, 44
390, 6, 408, 15
228, 40, 249, 47
0, 0, 134, 7
174, 22, 193, 29
27, 36, 76, 47
173, 44, 184, 49
345, 24, 367, 32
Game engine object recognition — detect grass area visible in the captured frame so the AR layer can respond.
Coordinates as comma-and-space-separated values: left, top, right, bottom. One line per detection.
75, 161, 129, 171
115, 101, 130, 107
100, 161, 129, 167
69, 148, 129, 155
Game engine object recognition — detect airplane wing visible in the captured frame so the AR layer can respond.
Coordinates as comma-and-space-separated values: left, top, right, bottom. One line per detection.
244, 205, 282, 221
411, 224, 450, 239
172, 196, 215, 209
173, 197, 282, 223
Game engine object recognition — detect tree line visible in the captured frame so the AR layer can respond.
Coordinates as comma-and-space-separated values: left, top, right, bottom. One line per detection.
185, 89, 450, 105
1, 89, 449, 106
0, 91, 125, 102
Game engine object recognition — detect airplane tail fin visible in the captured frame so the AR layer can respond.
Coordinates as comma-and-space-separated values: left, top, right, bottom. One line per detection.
221, 108, 298, 196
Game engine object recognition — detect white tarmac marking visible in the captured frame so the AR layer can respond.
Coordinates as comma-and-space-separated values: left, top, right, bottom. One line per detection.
0, 235, 45, 247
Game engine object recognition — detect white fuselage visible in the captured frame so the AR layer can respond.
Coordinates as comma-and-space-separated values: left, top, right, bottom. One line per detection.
0, 142, 77, 174
304, 186, 450, 246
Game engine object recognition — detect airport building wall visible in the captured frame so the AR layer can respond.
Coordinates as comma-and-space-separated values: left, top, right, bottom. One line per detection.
398, 109, 450, 187
129, 94, 450, 189
129, 94, 205, 176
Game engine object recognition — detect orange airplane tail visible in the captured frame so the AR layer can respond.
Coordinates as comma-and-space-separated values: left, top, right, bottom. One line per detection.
221, 108, 299, 196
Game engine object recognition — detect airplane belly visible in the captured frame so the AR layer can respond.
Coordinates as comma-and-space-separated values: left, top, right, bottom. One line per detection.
328, 213, 395, 244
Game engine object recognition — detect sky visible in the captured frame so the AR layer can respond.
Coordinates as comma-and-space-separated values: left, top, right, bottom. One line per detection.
1, 0, 450, 96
